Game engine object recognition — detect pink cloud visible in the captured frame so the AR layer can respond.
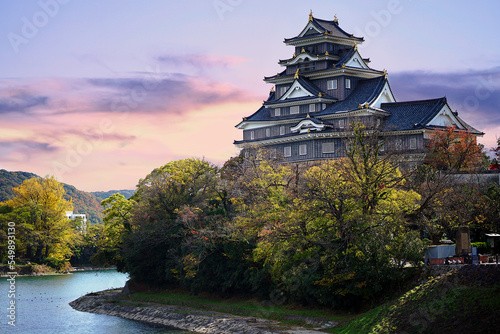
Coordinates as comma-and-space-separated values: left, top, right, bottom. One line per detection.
0, 74, 260, 191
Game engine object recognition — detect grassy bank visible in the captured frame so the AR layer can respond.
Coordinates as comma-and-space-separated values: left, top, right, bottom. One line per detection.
125, 265, 500, 333
128, 290, 354, 330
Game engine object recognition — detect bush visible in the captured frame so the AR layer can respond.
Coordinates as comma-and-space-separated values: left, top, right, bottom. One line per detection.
471, 242, 491, 254
44, 257, 71, 271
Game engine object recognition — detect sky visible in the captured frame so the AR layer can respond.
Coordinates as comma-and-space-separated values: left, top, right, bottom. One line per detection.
1, 0, 500, 191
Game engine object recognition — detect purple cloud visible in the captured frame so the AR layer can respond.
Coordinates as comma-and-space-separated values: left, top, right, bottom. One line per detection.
0, 92, 48, 114
157, 54, 247, 70
87, 75, 253, 114
389, 67, 500, 130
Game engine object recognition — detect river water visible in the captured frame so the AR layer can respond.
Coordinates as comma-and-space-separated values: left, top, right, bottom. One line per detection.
0, 270, 192, 333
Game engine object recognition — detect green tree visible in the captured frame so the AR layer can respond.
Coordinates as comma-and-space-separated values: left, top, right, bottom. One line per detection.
238, 126, 424, 307
90, 193, 136, 267
120, 159, 222, 285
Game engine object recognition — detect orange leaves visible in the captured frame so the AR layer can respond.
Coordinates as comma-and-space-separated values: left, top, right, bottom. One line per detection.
426, 126, 483, 171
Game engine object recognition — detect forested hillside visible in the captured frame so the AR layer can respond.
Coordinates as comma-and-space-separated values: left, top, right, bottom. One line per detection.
92, 189, 135, 200
62, 184, 103, 225
0, 170, 38, 200
0, 169, 104, 224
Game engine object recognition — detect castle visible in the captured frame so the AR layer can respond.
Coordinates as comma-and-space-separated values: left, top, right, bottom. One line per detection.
234, 12, 482, 163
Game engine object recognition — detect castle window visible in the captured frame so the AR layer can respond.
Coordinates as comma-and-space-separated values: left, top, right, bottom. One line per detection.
250, 131, 254, 140
322, 142, 335, 154
345, 78, 351, 89
410, 138, 417, 149
299, 144, 307, 156
284, 146, 292, 157
270, 148, 277, 159
327, 79, 338, 90
280, 126, 285, 135
266, 128, 271, 137
339, 119, 345, 129
309, 104, 316, 112
279, 86, 289, 96
275, 108, 281, 116
395, 139, 403, 150
290, 106, 299, 114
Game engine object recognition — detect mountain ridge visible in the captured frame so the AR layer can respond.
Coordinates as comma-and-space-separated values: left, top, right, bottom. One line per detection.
0, 169, 134, 224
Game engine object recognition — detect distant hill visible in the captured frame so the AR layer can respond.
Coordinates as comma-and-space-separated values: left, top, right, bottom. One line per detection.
0, 170, 39, 200
92, 189, 135, 201
62, 184, 103, 225
0, 169, 105, 224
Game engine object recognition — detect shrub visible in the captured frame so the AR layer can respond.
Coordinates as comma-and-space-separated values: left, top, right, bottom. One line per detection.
471, 242, 491, 254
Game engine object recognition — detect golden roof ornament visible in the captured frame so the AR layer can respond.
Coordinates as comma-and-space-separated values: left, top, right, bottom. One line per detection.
365, 103, 370, 108
294, 68, 300, 79
332, 64, 336, 68
358, 104, 362, 109
383, 69, 388, 77
324, 30, 328, 35
325, 50, 329, 56
270, 86, 275, 93
354, 42, 358, 51
334, 14, 338, 23
307, 129, 311, 133
306, 113, 310, 118
293, 52, 296, 57
309, 10, 313, 22
341, 63, 346, 69
318, 93, 322, 97
301, 47, 306, 53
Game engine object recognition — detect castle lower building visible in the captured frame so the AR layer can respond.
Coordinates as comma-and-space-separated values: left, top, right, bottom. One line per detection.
234, 12, 482, 162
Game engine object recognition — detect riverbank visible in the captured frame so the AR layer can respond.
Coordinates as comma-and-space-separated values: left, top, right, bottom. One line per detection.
70, 289, 338, 334
0, 264, 117, 277
70, 265, 500, 334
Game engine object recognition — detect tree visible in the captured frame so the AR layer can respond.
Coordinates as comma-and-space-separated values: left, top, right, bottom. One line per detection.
407, 127, 486, 243
120, 159, 223, 285
0, 176, 82, 267
425, 126, 484, 172
237, 125, 425, 308
90, 193, 136, 268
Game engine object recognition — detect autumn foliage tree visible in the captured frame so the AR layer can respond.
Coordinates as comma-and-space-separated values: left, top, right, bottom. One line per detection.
0, 176, 82, 268
425, 126, 483, 171
408, 127, 486, 243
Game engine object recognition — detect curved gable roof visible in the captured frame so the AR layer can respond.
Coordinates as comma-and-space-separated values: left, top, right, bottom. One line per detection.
381, 98, 446, 131
285, 16, 364, 43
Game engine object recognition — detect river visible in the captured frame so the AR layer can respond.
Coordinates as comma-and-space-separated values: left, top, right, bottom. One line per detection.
0, 270, 192, 333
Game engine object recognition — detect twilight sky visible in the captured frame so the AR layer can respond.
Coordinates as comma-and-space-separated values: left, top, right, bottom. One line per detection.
1, 0, 500, 191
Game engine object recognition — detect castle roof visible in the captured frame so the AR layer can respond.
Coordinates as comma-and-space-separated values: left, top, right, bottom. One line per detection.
382, 98, 483, 134
316, 76, 388, 115
238, 75, 388, 125
284, 15, 364, 44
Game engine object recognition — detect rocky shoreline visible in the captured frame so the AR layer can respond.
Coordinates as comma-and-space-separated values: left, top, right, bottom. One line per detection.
69, 289, 335, 334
